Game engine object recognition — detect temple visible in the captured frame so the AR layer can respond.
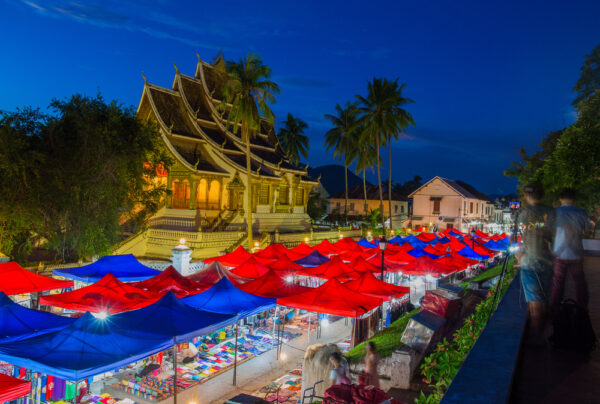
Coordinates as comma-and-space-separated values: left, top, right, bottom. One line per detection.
117, 54, 319, 259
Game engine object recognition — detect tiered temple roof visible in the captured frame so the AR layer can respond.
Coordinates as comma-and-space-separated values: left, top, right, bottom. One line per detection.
138, 54, 315, 184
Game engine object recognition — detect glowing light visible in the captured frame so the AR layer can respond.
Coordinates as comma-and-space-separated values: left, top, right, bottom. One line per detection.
280, 352, 287, 361
508, 245, 520, 253
339, 234, 344, 239
254, 241, 259, 248
179, 238, 186, 245
320, 318, 329, 327
425, 274, 436, 282
93, 311, 109, 320
285, 276, 294, 283
304, 237, 309, 243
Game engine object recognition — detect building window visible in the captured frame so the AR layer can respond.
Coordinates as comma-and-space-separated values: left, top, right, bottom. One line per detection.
349, 202, 355, 212
476, 203, 479, 214
172, 179, 190, 209
446, 223, 454, 230
401, 205, 405, 213
433, 200, 440, 215
395, 205, 398, 213
470, 202, 473, 214
259, 183, 269, 205
295, 188, 304, 205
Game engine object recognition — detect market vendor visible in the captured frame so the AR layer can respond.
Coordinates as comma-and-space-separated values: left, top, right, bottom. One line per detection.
177, 342, 199, 364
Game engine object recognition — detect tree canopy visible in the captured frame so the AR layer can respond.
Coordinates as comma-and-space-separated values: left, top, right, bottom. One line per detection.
277, 113, 309, 166
0, 94, 171, 262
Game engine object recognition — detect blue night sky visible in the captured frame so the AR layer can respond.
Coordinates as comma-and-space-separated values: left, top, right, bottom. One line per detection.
1, 0, 599, 195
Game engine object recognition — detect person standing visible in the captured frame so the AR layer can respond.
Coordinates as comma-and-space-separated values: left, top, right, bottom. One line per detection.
516, 183, 553, 344
329, 352, 351, 385
548, 188, 590, 313
362, 341, 380, 388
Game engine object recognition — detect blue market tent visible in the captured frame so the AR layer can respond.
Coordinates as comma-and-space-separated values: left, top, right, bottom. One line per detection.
181, 277, 276, 317
457, 246, 490, 260
0, 312, 172, 380
388, 236, 406, 245
403, 235, 428, 249
53, 254, 161, 283
437, 236, 451, 244
0, 293, 74, 342
483, 240, 508, 252
110, 292, 236, 343
408, 248, 443, 259
357, 238, 377, 248
294, 251, 330, 267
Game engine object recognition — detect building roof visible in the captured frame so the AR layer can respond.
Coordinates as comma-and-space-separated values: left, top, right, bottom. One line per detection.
408, 176, 491, 202
330, 184, 407, 201
138, 56, 316, 183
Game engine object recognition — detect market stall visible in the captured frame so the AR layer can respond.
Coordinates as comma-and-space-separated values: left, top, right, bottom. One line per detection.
0, 262, 73, 295
53, 254, 160, 283
131, 266, 208, 297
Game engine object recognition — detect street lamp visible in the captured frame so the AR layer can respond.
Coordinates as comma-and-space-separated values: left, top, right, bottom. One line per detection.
379, 237, 387, 281
470, 228, 476, 251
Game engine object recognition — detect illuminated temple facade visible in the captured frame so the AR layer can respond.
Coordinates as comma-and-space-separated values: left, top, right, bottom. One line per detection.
117, 55, 318, 259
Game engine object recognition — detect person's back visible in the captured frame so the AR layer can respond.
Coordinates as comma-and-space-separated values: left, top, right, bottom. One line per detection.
550, 205, 588, 261
519, 204, 553, 269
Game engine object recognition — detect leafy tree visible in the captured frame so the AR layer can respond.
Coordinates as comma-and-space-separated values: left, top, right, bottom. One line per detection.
357, 78, 414, 230
307, 188, 328, 222
393, 175, 424, 198
350, 140, 376, 215
277, 113, 309, 165
0, 94, 171, 262
324, 102, 360, 225
220, 53, 280, 249
573, 44, 600, 108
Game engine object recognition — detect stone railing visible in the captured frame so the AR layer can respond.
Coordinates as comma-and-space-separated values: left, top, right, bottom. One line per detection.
275, 228, 362, 247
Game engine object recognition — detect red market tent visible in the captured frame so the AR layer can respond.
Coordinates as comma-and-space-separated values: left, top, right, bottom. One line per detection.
344, 272, 410, 301
233, 270, 312, 298
449, 253, 478, 267
0, 262, 73, 296
302, 256, 362, 280
286, 242, 315, 261
265, 255, 305, 277
204, 246, 258, 267
475, 229, 490, 238
387, 251, 418, 265
230, 257, 271, 279
0, 374, 31, 402
435, 256, 469, 272
332, 238, 359, 254
340, 247, 377, 263
39, 273, 160, 314
254, 244, 289, 260
277, 278, 383, 317
423, 245, 446, 257
416, 232, 437, 242
396, 256, 456, 277
365, 252, 402, 271
313, 239, 337, 256
187, 261, 249, 285
349, 257, 380, 273
131, 266, 208, 298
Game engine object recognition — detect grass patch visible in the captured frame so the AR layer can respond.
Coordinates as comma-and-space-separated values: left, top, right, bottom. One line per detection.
345, 308, 420, 364
460, 258, 515, 287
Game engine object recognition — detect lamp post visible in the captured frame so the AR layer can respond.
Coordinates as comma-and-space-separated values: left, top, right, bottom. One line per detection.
470, 228, 476, 252
379, 237, 387, 281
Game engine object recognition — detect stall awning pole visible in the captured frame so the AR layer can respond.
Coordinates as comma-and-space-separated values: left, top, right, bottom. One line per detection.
172, 341, 178, 404
233, 320, 239, 385
271, 306, 279, 349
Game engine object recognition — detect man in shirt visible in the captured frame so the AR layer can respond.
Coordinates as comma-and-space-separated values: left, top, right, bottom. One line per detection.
548, 188, 590, 313
516, 183, 553, 343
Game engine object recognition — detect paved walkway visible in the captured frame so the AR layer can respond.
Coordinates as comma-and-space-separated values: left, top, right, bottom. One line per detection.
510, 256, 600, 404
168, 318, 352, 404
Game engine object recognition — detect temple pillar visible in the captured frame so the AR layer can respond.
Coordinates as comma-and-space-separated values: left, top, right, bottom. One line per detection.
190, 178, 198, 210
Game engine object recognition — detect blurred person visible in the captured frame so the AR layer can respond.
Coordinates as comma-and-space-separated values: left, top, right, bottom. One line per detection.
360, 341, 380, 388
516, 183, 553, 344
548, 188, 590, 313
329, 352, 351, 385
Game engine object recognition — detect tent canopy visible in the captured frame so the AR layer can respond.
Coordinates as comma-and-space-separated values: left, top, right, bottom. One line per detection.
40, 273, 160, 314
313, 239, 337, 256
0, 312, 172, 380
294, 251, 330, 267
109, 292, 236, 343
357, 238, 377, 248
131, 266, 208, 298
204, 246, 265, 267
0, 373, 31, 402
0, 292, 75, 342
187, 261, 249, 285
344, 272, 409, 301
265, 255, 305, 277
301, 256, 362, 280
230, 257, 271, 279
181, 277, 276, 317
349, 257, 380, 273
483, 240, 508, 251
395, 256, 455, 276
457, 246, 490, 260
0, 262, 73, 295
254, 244, 289, 261
365, 252, 402, 270
233, 270, 312, 298
53, 255, 160, 283
277, 278, 383, 317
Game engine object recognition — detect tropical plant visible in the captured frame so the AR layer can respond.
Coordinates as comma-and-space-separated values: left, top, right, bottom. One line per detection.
277, 113, 309, 166
356, 78, 414, 231
351, 140, 376, 215
307, 188, 328, 223
324, 102, 360, 225
220, 53, 280, 249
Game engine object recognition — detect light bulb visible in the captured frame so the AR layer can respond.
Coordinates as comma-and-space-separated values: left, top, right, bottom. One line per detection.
179, 238, 186, 245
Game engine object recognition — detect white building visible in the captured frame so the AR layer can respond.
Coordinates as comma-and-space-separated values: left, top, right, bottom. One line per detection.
408, 176, 495, 233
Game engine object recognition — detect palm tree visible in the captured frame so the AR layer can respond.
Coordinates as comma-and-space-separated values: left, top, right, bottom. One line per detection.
356, 78, 414, 231
277, 113, 309, 166
220, 53, 280, 249
324, 102, 359, 224
352, 141, 376, 216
